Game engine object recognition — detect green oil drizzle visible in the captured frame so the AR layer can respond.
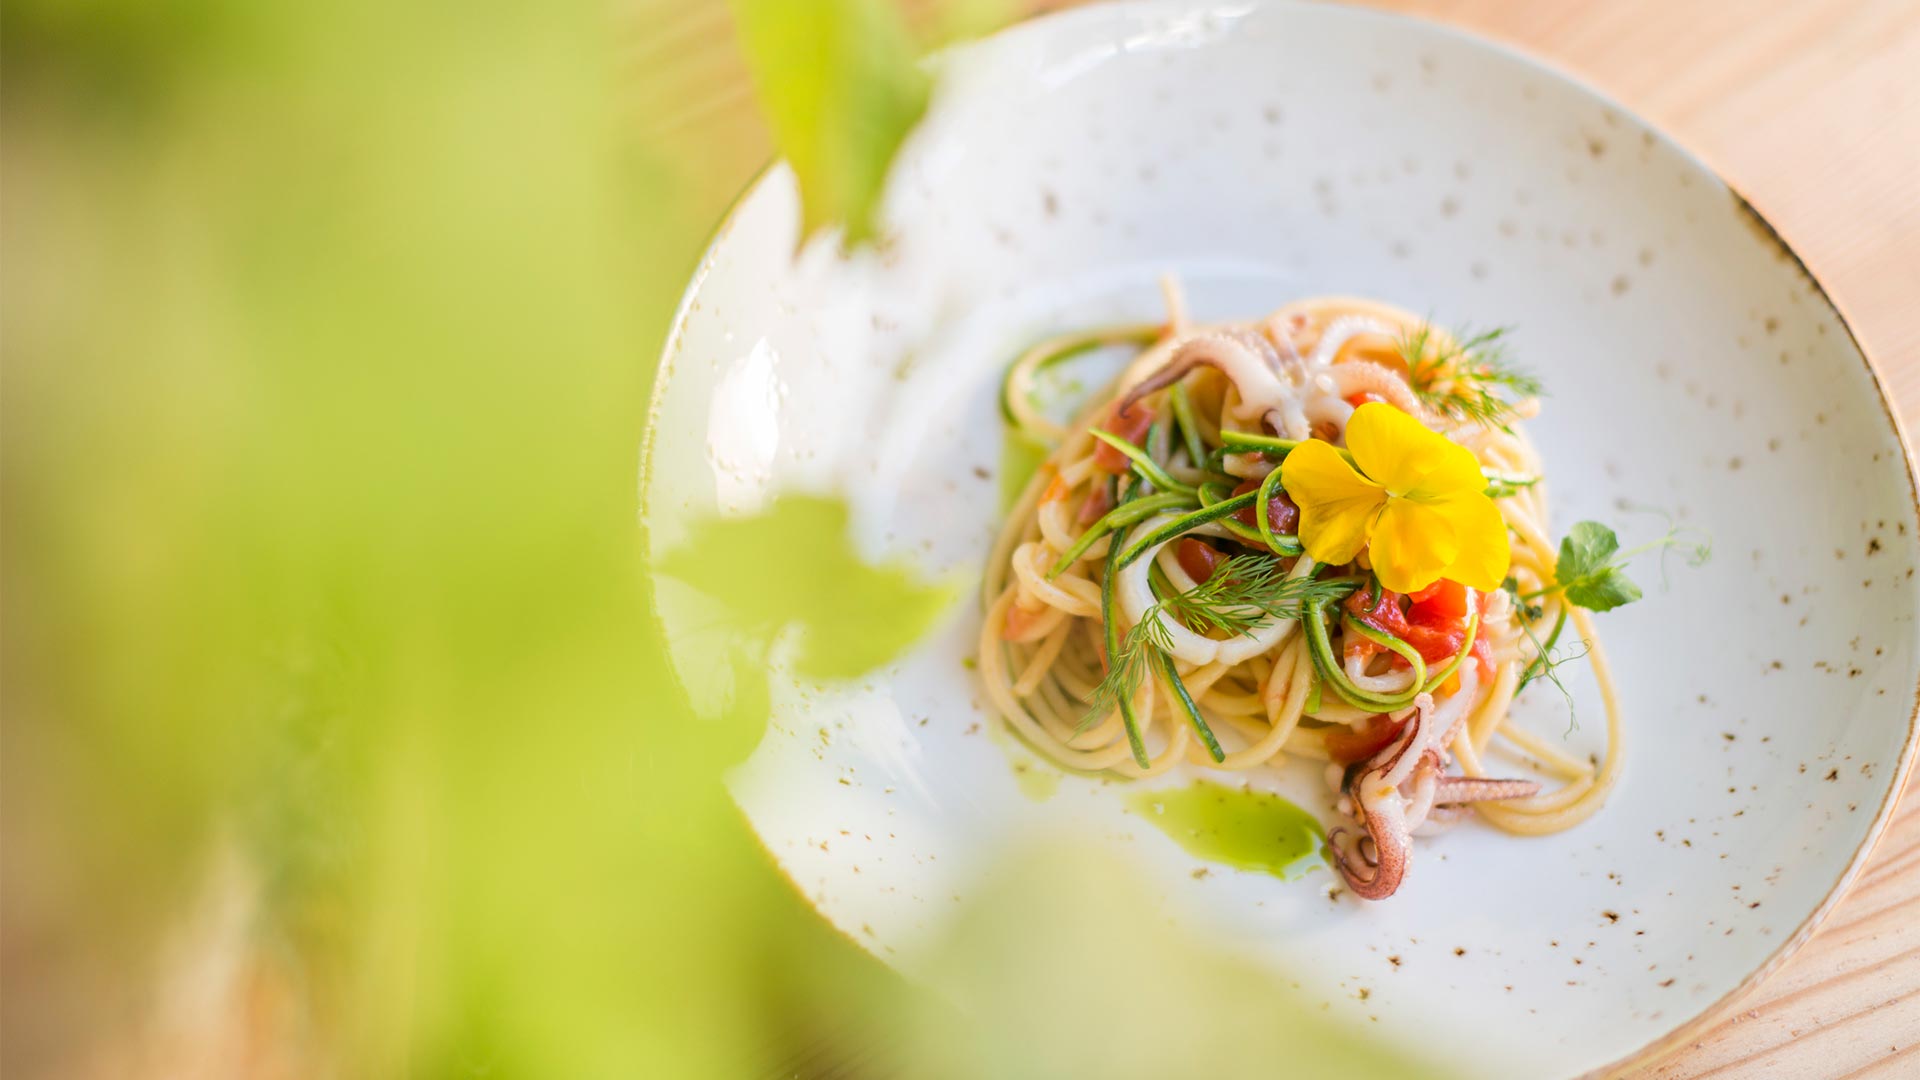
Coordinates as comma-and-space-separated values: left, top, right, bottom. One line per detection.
983, 709, 1060, 801
1128, 782, 1327, 880
1009, 757, 1060, 801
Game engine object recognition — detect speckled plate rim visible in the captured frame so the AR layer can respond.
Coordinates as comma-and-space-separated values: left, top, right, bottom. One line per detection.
1572, 230, 1918, 1072
635, 4, 1920, 1076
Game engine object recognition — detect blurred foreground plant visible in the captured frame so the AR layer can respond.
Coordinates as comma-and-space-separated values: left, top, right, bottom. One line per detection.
2, 1, 1448, 1077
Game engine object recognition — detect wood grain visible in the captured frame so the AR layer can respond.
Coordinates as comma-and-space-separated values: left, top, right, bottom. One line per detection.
633, 1, 1920, 1075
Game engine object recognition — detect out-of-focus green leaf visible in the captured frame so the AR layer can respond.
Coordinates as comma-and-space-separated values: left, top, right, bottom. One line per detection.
658, 495, 957, 683
914, 843, 1458, 1080
729, 0, 929, 244
2, 1, 1457, 1076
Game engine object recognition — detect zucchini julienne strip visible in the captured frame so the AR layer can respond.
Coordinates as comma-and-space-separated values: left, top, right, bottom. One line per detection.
1046, 490, 1194, 579
1342, 615, 1428, 692
1220, 431, 1536, 502
1218, 429, 1303, 456
1089, 429, 1193, 496
1000, 323, 1162, 437
1196, 482, 1268, 547
1302, 595, 1423, 712
1197, 480, 1238, 505
1113, 492, 1258, 571
1220, 429, 1360, 468
1156, 648, 1225, 763
1419, 608, 1481, 692
1253, 465, 1305, 557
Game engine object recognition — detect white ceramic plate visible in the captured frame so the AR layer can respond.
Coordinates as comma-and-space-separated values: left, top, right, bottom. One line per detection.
642, 3, 1920, 1076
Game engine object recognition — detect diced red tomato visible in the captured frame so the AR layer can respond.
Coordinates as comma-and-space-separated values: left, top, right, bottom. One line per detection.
1076, 482, 1113, 525
1092, 401, 1155, 472
1344, 391, 1392, 410
1408, 578, 1472, 623
1175, 538, 1224, 583
1344, 585, 1408, 636
1229, 478, 1301, 534
1325, 714, 1406, 764
1345, 580, 1486, 673
1404, 625, 1466, 667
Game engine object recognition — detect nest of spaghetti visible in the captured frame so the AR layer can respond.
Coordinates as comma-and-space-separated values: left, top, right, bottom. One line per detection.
978, 290, 1623, 900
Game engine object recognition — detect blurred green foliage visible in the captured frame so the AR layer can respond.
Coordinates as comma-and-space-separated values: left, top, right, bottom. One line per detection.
730, 0, 929, 243
3, 0, 832, 1072
2, 1, 1449, 1077
656, 495, 959, 764
917, 845, 1446, 1080
659, 496, 957, 685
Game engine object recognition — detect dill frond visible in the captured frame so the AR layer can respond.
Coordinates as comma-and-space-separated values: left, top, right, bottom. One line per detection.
1399, 322, 1541, 428
1077, 608, 1167, 734
1079, 558, 1356, 731
1161, 555, 1358, 636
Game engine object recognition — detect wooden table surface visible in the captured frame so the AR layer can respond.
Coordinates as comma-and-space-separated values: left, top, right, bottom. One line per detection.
634, 2, 1920, 1075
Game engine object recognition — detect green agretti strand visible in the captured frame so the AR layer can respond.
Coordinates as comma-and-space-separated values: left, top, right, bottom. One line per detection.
1147, 414, 1172, 465
1113, 492, 1258, 571
1169, 381, 1206, 466
1089, 429, 1194, 496
1046, 490, 1195, 579
1139, 556, 1225, 761
1101, 485, 1152, 769
1155, 649, 1224, 763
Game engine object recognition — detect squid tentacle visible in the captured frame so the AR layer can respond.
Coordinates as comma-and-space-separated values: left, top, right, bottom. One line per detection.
1432, 776, 1541, 805
1331, 788, 1411, 900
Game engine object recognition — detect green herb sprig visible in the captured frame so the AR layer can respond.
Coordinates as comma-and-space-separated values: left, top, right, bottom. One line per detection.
1159, 555, 1352, 637
1080, 558, 1352, 736
1507, 518, 1710, 727
1529, 519, 1712, 613
1399, 323, 1541, 429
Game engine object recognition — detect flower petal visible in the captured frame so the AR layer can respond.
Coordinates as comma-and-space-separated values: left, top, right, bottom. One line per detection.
1281, 440, 1386, 566
1367, 497, 1462, 594
1345, 402, 1483, 499
1431, 491, 1511, 591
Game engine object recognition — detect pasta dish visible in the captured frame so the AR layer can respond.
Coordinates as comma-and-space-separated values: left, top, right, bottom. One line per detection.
978, 281, 1656, 900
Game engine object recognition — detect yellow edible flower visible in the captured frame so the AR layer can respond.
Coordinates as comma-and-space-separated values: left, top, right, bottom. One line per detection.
1279, 402, 1509, 593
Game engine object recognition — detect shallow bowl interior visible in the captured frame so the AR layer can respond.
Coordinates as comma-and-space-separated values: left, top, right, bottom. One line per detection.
642, 3, 1920, 1076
